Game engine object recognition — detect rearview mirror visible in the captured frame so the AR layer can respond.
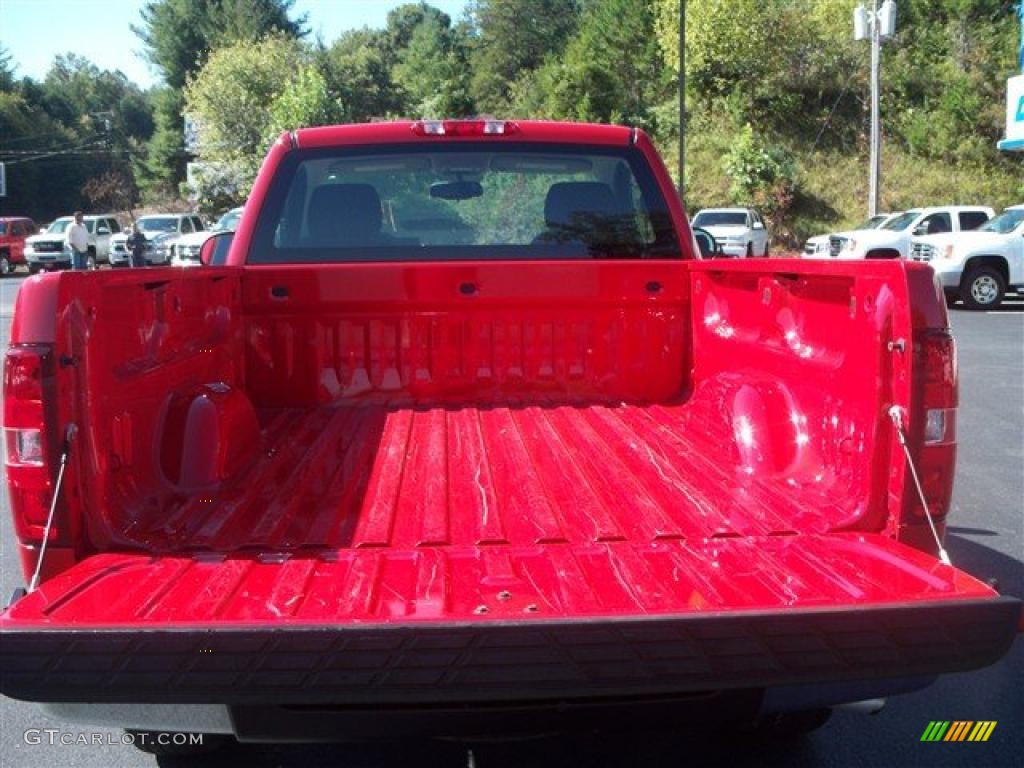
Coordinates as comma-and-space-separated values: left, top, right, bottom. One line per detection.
200, 231, 233, 266
430, 181, 483, 201
96, 227, 110, 235
693, 227, 724, 258
912, 224, 927, 236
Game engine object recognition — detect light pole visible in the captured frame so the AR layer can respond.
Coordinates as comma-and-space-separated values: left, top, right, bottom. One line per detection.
678, 0, 686, 203
854, 1, 896, 217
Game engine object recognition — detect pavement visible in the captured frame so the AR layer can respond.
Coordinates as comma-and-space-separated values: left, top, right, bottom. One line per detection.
0, 274, 1020, 768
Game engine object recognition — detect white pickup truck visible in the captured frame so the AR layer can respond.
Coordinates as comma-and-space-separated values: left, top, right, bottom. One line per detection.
821, 206, 993, 260
802, 213, 899, 257
910, 204, 1024, 309
23, 214, 120, 272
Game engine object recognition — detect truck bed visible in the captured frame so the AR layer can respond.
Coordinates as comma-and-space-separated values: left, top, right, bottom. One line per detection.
2, 259, 1018, 708
137, 397, 844, 553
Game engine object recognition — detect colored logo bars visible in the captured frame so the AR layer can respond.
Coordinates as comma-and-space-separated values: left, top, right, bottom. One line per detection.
921, 721, 997, 742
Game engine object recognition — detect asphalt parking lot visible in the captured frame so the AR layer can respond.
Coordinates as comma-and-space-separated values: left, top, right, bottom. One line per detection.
0, 275, 1020, 768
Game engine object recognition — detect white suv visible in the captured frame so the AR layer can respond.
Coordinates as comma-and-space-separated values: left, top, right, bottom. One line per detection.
691, 207, 770, 257
910, 204, 1024, 309
824, 206, 993, 260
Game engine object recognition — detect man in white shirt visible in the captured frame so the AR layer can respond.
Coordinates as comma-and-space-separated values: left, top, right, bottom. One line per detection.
64, 211, 90, 269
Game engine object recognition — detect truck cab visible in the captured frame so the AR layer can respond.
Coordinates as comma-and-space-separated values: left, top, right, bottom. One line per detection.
910, 204, 1024, 309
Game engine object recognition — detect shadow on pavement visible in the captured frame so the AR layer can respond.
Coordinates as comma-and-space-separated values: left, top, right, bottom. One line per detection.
945, 533, 1024, 599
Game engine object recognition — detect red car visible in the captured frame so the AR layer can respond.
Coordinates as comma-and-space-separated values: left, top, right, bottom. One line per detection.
0, 216, 38, 276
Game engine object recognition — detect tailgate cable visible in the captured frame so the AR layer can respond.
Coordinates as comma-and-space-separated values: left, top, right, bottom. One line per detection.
888, 406, 951, 566
28, 425, 76, 592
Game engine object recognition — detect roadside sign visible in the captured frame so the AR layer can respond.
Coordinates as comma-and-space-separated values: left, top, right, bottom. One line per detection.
0, 162, 6, 197
998, 74, 1024, 151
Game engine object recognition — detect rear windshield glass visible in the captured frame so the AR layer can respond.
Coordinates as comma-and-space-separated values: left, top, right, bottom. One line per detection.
137, 217, 179, 233
249, 143, 679, 263
692, 211, 746, 227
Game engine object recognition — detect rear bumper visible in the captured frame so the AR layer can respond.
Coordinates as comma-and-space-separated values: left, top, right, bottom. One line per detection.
2, 597, 1018, 707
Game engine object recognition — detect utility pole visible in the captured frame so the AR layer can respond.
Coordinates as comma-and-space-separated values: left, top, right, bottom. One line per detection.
855, 2, 895, 216
868, 0, 881, 217
678, 0, 686, 203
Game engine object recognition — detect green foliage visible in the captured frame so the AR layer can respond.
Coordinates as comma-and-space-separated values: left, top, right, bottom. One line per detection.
519, 0, 667, 128
392, 12, 473, 118
187, 161, 247, 215
723, 124, 798, 238
0, 45, 15, 91
468, 0, 581, 114
6, 0, 1021, 238
185, 34, 303, 167
135, 88, 186, 202
1, 54, 152, 219
319, 29, 403, 122
133, 0, 307, 89
184, 34, 341, 204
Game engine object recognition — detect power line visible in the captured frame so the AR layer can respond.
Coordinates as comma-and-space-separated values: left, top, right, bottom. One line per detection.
3, 138, 109, 166
0, 130, 81, 148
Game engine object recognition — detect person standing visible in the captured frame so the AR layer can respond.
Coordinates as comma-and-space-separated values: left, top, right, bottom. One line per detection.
125, 224, 148, 268
64, 211, 90, 270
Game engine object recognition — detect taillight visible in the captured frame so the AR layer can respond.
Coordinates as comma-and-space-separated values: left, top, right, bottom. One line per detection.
3, 344, 59, 543
915, 329, 957, 518
411, 119, 517, 136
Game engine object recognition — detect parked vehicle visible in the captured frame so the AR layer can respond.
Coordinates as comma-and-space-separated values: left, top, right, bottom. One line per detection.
822, 206, 993, 260
910, 204, 1024, 309
109, 214, 206, 267
0, 216, 38, 275
802, 212, 900, 257
171, 206, 243, 267
23, 214, 119, 272
1, 120, 1018, 751
691, 207, 770, 257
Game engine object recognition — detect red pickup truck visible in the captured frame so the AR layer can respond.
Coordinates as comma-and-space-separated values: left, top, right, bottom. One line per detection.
1, 121, 1018, 748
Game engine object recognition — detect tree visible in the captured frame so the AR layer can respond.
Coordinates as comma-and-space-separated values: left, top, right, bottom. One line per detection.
0, 45, 15, 91
268, 65, 340, 138
133, 0, 308, 199
184, 34, 341, 202
135, 88, 187, 200
385, 2, 453, 52
468, 0, 581, 113
319, 28, 403, 122
134, 0, 308, 89
520, 0, 666, 128
83, 170, 139, 217
392, 12, 474, 117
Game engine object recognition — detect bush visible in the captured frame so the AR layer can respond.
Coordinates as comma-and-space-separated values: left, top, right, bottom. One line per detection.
724, 125, 799, 246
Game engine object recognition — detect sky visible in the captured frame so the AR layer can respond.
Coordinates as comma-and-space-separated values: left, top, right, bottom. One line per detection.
0, 0, 470, 88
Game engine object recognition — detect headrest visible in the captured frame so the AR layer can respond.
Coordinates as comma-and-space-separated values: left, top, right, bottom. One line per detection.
544, 182, 618, 230
307, 184, 383, 242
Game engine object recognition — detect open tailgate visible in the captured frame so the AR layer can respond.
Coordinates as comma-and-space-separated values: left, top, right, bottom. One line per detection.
1, 533, 1018, 705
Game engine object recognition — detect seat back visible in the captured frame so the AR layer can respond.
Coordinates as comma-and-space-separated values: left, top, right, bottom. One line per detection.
307, 184, 384, 245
